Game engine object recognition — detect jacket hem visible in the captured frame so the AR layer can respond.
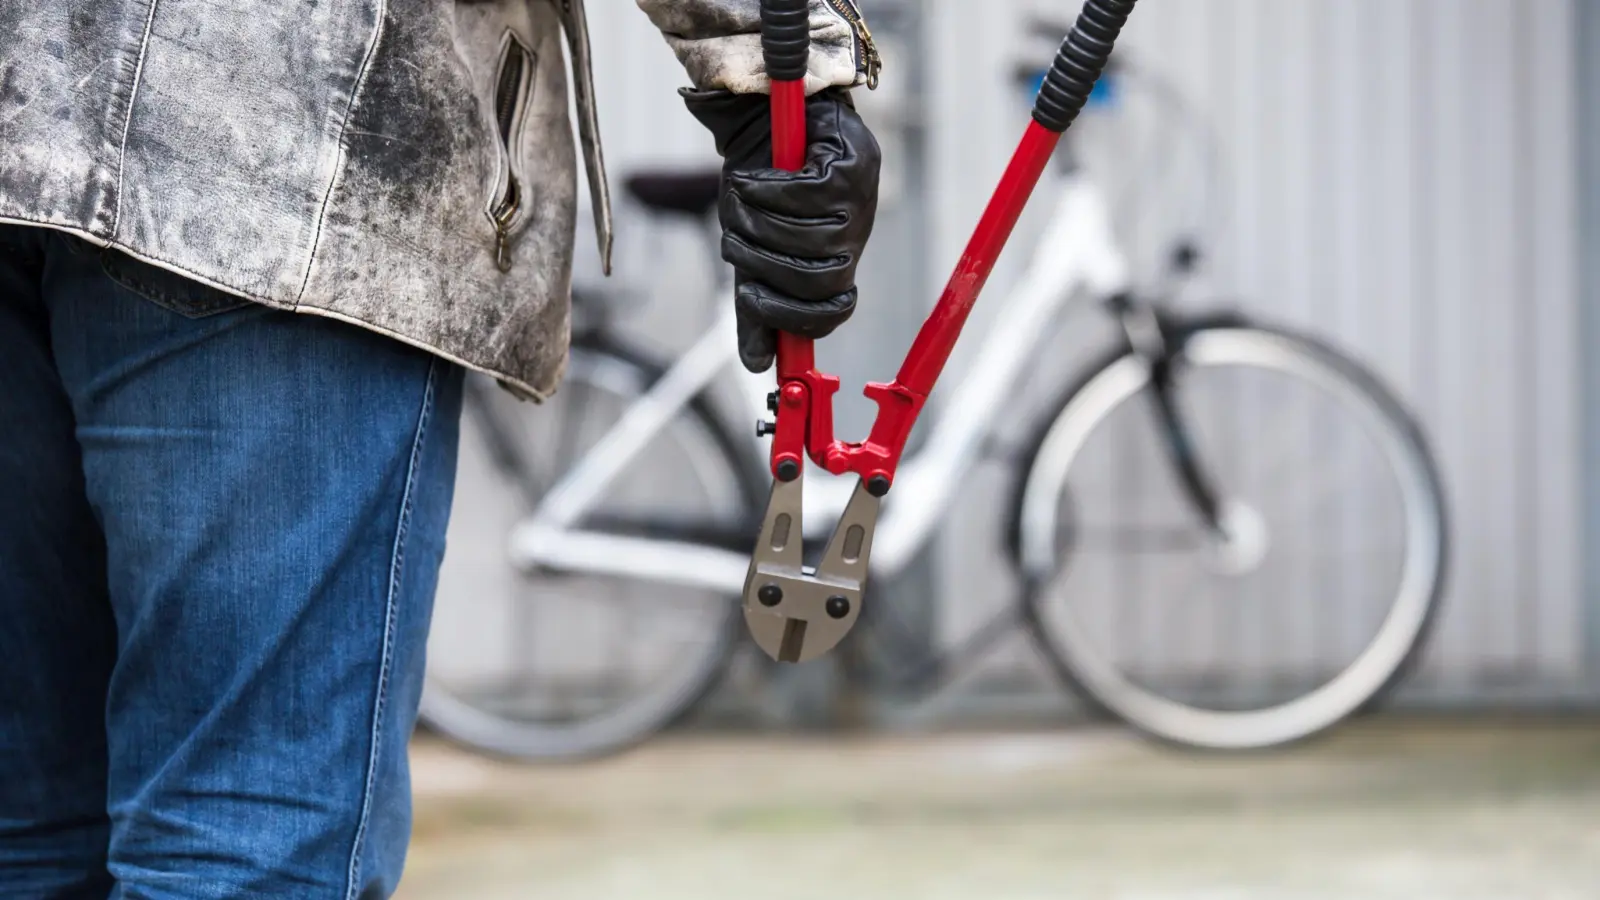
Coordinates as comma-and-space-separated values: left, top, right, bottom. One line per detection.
0, 214, 560, 403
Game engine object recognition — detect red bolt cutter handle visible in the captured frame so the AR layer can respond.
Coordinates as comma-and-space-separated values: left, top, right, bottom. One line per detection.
758, 0, 810, 172
759, 0, 817, 484
763, 0, 896, 489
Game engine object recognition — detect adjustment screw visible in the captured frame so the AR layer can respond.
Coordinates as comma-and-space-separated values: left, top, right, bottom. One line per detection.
825, 596, 851, 619
758, 584, 784, 607
867, 475, 892, 497
776, 458, 801, 482
767, 391, 780, 413
756, 420, 776, 437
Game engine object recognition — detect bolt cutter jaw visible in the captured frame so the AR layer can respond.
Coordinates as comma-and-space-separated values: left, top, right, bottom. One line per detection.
742, 473, 880, 663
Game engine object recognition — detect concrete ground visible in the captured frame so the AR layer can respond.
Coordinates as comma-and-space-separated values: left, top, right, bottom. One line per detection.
397, 718, 1600, 899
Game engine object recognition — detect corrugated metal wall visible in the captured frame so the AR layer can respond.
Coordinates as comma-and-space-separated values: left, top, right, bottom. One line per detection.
929, 0, 1588, 708
437, 0, 1593, 713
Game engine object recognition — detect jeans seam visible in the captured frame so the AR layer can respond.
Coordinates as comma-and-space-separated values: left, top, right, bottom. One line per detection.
343, 358, 440, 900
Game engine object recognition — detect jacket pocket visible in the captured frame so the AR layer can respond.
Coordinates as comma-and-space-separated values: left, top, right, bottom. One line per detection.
96, 245, 254, 319
487, 30, 538, 273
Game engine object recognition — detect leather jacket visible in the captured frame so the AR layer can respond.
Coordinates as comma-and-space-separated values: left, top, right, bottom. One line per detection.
0, 0, 875, 400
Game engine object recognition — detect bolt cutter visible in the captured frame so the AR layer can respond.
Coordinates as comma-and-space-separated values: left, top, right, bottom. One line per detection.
744, 0, 1142, 663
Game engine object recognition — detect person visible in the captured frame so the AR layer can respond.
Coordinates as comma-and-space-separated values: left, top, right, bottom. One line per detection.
0, 0, 881, 895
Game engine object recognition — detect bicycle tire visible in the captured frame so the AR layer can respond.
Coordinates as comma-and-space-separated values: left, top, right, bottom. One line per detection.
419, 335, 762, 762
1010, 316, 1449, 750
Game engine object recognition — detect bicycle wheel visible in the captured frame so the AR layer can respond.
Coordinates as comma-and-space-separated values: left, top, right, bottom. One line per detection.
420, 337, 761, 761
1013, 318, 1447, 750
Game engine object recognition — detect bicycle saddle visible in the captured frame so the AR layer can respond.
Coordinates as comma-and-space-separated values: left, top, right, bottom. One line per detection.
624, 169, 722, 219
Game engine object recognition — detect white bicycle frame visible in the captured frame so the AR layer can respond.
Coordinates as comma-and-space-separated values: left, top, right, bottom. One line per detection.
508, 170, 1134, 597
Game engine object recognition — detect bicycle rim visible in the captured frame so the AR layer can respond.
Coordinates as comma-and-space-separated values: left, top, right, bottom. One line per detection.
1017, 325, 1447, 750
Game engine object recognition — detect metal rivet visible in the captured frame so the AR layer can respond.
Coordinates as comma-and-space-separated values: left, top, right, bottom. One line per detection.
759, 584, 784, 607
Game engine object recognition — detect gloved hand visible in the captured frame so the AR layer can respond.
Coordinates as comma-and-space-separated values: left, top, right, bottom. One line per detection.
683, 87, 882, 373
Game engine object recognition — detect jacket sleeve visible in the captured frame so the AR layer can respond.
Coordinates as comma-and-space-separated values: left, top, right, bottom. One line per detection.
636, 0, 878, 95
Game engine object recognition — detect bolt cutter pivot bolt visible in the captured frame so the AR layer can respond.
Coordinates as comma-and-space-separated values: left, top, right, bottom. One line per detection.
758, 584, 784, 607
825, 596, 851, 619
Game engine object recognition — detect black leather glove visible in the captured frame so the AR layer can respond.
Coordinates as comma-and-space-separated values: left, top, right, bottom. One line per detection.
683, 87, 882, 373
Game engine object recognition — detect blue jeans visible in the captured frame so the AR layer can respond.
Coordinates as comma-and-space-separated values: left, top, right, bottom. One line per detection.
0, 225, 465, 898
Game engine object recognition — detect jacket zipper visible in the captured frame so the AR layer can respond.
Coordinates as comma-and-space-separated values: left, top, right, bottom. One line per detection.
490, 39, 533, 272
824, 0, 882, 89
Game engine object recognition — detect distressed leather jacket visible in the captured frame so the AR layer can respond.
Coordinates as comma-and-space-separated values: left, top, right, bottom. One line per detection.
0, 0, 877, 400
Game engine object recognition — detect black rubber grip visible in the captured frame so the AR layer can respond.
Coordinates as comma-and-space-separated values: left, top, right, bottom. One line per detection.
1033, 0, 1139, 133
761, 0, 811, 83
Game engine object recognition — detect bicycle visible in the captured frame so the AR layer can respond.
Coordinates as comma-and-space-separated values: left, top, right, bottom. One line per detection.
421, 29, 1449, 761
